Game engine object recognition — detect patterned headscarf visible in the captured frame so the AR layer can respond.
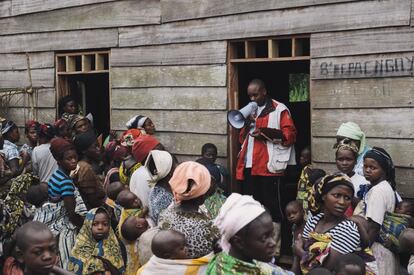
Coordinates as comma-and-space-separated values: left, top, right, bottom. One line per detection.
336, 122, 366, 154
364, 147, 396, 190
120, 129, 141, 147
126, 115, 148, 129
308, 173, 355, 213
24, 120, 40, 134
68, 207, 125, 275
0, 120, 16, 136
335, 138, 359, 157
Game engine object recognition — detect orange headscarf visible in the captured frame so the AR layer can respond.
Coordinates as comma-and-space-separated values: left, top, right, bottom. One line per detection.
169, 161, 211, 204
131, 135, 160, 164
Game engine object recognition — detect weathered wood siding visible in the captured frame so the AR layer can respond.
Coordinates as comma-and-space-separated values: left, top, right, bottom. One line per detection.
311, 23, 414, 197
110, 40, 228, 160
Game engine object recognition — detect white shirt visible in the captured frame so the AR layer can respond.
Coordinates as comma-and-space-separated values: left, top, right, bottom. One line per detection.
350, 173, 369, 198
31, 143, 58, 182
364, 180, 395, 225
245, 104, 265, 168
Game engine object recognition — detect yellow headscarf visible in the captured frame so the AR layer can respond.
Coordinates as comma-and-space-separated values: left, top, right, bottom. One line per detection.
68, 207, 125, 275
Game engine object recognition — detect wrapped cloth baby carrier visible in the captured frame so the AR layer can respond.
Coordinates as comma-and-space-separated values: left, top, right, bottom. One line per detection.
378, 211, 412, 253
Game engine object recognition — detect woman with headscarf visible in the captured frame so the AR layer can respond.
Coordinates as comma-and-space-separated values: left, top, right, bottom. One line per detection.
125, 115, 156, 135
207, 193, 293, 275
334, 122, 371, 176
65, 114, 91, 136
353, 147, 399, 275
73, 130, 106, 209
158, 161, 219, 259
146, 150, 175, 224
292, 173, 377, 274
129, 135, 164, 206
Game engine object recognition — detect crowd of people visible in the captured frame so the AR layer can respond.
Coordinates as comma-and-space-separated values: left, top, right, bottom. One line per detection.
0, 81, 413, 275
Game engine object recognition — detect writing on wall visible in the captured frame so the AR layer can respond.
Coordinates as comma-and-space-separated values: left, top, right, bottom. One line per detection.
312, 54, 414, 79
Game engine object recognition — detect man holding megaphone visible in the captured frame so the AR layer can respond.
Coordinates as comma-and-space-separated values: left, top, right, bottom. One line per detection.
231, 78, 297, 258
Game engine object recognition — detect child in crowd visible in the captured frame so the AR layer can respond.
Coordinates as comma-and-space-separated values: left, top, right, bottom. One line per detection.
296, 146, 312, 212
121, 214, 150, 275
335, 139, 369, 199
68, 207, 125, 274
396, 200, 414, 218
151, 230, 189, 260
285, 200, 305, 244
197, 143, 228, 194
106, 180, 125, 223
333, 253, 366, 275
20, 120, 40, 158
116, 189, 143, 210
15, 221, 70, 275
58, 95, 78, 118
26, 183, 48, 208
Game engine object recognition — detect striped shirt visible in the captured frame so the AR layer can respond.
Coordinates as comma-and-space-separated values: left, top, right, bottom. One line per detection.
48, 168, 75, 200
302, 213, 360, 254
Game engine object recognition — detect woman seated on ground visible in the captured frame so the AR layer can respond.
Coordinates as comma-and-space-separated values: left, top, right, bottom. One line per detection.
207, 193, 293, 275
73, 130, 106, 209
145, 150, 176, 224
125, 115, 156, 135
158, 161, 219, 259
292, 173, 376, 274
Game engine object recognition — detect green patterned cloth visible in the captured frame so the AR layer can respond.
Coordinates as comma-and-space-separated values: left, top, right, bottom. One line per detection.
206, 252, 293, 275
203, 188, 227, 219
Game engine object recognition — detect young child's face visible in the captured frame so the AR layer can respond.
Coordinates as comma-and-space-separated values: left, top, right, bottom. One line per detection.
299, 148, 311, 167
202, 148, 217, 163
124, 192, 142, 209
58, 149, 78, 172
336, 149, 356, 175
172, 237, 189, 259
92, 212, 110, 241
8, 126, 20, 143
134, 217, 149, 237
21, 231, 58, 274
285, 204, 304, 225
363, 158, 386, 184
395, 202, 413, 216
26, 127, 38, 144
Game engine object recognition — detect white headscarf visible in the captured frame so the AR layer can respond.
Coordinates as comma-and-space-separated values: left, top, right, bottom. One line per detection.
336, 122, 366, 154
125, 115, 148, 129
144, 150, 173, 186
214, 193, 265, 253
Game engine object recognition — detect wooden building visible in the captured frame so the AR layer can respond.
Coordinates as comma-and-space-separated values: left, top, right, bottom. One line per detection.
0, 0, 413, 198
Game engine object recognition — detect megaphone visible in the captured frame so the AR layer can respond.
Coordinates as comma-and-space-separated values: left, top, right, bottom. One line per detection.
227, 102, 258, 129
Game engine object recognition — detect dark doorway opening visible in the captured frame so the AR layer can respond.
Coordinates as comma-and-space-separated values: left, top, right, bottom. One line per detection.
59, 73, 110, 137
233, 60, 311, 259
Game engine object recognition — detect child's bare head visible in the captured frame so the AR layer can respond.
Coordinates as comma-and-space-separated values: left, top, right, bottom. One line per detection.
399, 228, 414, 254
151, 230, 188, 259
285, 200, 304, 225
26, 183, 48, 207
116, 190, 142, 209
121, 216, 149, 242
15, 221, 57, 274
395, 200, 414, 217
107, 181, 126, 201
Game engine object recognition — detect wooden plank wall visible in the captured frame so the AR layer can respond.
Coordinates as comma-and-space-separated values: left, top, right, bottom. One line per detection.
311, 26, 414, 198
110, 41, 228, 161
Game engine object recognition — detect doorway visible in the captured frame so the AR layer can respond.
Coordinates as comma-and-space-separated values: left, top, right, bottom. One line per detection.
228, 36, 311, 260
56, 51, 110, 137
